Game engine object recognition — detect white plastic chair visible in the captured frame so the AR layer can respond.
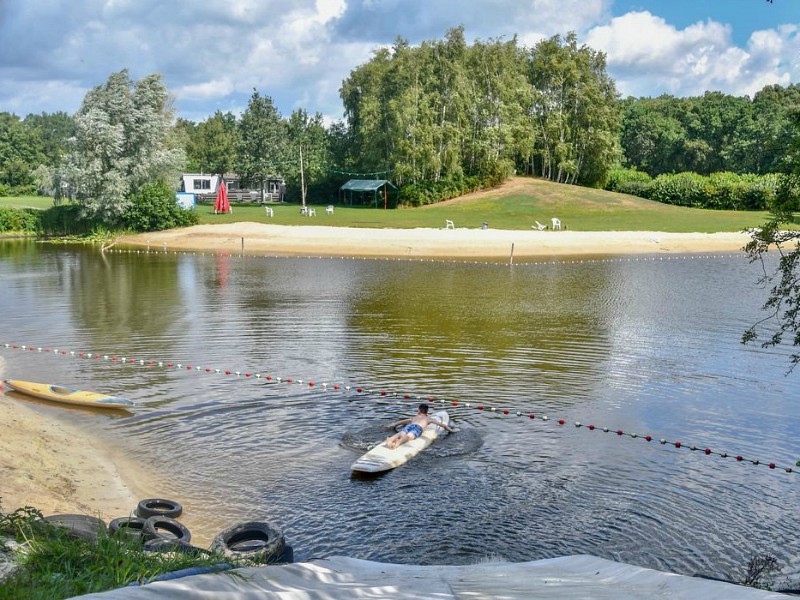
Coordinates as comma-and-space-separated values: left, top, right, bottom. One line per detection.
326, 205, 334, 215
445, 219, 455, 229
533, 221, 547, 230
308, 208, 316, 217
551, 217, 562, 230
300, 206, 308, 215
265, 206, 274, 217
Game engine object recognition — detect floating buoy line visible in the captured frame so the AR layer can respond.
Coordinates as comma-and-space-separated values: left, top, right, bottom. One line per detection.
103, 246, 746, 267
2, 338, 795, 476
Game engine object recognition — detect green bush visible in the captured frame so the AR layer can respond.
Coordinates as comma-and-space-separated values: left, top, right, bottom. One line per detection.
124, 181, 199, 232
605, 167, 652, 192
0, 206, 40, 233
769, 173, 800, 214
398, 173, 500, 207
615, 179, 654, 198
609, 168, 777, 211
649, 172, 709, 207
741, 173, 779, 211
11, 184, 37, 196
38, 204, 100, 236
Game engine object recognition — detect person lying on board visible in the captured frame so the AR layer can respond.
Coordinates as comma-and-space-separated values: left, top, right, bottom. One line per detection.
384, 403, 455, 449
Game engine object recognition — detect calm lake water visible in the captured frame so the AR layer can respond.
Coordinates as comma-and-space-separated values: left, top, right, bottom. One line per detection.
1, 239, 798, 582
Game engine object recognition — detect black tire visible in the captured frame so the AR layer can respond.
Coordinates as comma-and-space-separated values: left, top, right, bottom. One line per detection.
43, 514, 107, 542
135, 498, 183, 519
211, 521, 286, 564
109, 516, 147, 541
144, 516, 191, 543
143, 538, 210, 556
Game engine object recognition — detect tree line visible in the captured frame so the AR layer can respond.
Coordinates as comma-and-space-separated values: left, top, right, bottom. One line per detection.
0, 29, 798, 218
340, 28, 619, 200
620, 86, 800, 177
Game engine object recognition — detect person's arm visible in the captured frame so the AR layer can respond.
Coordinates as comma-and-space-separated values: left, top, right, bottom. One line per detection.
385, 417, 411, 429
430, 418, 455, 433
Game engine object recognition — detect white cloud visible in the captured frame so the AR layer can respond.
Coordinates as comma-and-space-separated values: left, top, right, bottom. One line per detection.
586, 10, 798, 98
0, 1, 798, 122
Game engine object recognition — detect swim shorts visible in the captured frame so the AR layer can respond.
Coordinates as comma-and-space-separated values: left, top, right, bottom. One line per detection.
402, 423, 423, 438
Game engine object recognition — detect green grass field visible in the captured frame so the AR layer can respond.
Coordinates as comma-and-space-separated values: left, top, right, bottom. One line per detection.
0, 195, 55, 210
0, 178, 776, 233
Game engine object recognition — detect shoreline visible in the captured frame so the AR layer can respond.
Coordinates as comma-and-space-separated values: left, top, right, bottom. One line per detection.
117, 223, 753, 259
0, 381, 148, 521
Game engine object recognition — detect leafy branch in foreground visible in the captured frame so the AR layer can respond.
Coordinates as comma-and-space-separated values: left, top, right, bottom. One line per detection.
742, 174, 800, 372
740, 553, 780, 589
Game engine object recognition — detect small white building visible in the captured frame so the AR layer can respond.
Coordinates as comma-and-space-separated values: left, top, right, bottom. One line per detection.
180, 173, 221, 195
179, 173, 285, 202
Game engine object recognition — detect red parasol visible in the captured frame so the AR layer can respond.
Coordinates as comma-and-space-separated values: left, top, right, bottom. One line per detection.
214, 181, 231, 214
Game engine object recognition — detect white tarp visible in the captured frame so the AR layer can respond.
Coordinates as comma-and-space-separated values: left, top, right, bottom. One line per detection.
76, 554, 787, 599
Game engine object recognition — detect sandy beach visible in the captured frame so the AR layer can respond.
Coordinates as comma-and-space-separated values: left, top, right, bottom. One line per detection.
117, 223, 753, 260
1, 224, 752, 537
0, 373, 151, 521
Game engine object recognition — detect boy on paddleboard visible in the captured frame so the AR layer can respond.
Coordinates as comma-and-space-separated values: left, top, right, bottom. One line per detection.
384, 403, 454, 449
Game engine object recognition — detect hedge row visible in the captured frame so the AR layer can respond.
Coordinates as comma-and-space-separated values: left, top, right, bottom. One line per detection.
2, 185, 199, 236
0, 206, 40, 233
399, 170, 506, 207
605, 168, 783, 211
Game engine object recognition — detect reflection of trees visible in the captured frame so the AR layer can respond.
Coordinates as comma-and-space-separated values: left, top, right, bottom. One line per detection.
345, 263, 615, 401
71, 248, 185, 346
204, 258, 363, 367
0, 240, 41, 262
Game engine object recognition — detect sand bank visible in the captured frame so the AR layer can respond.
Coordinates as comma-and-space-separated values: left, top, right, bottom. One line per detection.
0, 359, 153, 521
118, 224, 752, 260
0, 397, 145, 520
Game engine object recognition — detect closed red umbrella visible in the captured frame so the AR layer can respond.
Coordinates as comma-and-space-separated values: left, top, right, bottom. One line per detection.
214, 180, 231, 214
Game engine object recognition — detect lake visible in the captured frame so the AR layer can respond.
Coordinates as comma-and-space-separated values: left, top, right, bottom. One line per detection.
1, 239, 797, 583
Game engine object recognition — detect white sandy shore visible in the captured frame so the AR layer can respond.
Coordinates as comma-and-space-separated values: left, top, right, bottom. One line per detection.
118, 223, 752, 259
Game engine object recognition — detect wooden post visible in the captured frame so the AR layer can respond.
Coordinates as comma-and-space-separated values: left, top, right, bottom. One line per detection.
241, 237, 244, 255
510, 243, 515, 265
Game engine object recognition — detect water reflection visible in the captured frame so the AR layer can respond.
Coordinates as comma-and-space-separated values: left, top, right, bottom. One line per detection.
1, 241, 798, 582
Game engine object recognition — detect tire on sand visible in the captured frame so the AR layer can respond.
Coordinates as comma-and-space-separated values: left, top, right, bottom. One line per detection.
109, 516, 148, 541
211, 521, 286, 564
135, 498, 183, 519
143, 538, 210, 556
143, 516, 191, 543
43, 514, 107, 542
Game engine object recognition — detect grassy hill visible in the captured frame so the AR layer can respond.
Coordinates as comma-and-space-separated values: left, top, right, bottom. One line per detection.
197, 177, 771, 232
0, 177, 774, 232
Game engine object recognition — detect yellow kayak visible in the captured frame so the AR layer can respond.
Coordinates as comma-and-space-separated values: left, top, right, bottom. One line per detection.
3, 379, 135, 409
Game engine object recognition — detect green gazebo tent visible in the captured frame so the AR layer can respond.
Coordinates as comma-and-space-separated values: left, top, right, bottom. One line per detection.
339, 179, 398, 209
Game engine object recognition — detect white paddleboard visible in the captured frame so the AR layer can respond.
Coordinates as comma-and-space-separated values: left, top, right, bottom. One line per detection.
351, 410, 450, 473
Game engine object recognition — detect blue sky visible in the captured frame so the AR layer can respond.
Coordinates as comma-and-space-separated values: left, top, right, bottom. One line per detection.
0, 0, 797, 123
615, 0, 799, 45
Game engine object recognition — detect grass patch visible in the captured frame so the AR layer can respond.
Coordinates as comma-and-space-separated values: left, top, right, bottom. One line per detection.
0, 196, 55, 210
192, 178, 772, 232
0, 505, 233, 599
0, 178, 780, 233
